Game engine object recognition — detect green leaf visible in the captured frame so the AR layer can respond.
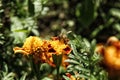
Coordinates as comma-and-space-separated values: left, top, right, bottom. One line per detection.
13, 29, 29, 32
63, 75, 70, 80
113, 23, 120, 32
90, 25, 104, 38
67, 65, 74, 69
41, 77, 53, 80
90, 39, 96, 54
83, 38, 90, 48
110, 8, 120, 19
65, 59, 80, 65
79, 0, 97, 27
74, 65, 89, 73
67, 34, 108, 80
78, 74, 89, 79
68, 54, 75, 59
28, 0, 35, 16
70, 41, 80, 57
20, 73, 27, 80
3, 72, 15, 80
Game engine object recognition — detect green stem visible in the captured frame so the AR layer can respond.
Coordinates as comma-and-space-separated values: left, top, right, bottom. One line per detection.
30, 56, 41, 80
34, 64, 41, 80
52, 54, 62, 80
55, 66, 60, 80
57, 66, 60, 80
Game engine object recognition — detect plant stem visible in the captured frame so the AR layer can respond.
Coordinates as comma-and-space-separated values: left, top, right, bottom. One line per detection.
30, 56, 41, 80
56, 66, 60, 80
57, 66, 60, 80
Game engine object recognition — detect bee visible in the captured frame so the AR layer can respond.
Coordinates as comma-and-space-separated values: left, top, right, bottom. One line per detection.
51, 29, 72, 44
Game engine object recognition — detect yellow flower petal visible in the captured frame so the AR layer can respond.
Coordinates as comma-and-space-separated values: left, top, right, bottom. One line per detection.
13, 36, 72, 67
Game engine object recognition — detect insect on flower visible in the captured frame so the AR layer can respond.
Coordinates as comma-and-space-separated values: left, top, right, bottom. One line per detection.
13, 36, 72, 67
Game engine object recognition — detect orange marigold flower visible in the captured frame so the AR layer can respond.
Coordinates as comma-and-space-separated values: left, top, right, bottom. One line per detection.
48, 39, 71, 67
39, 39, 71, 67
13, 36, 43, 63
13, 36, 72, 67
13, 36, 43, 55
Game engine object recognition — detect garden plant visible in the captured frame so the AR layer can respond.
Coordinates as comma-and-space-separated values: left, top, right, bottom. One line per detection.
0, 0, 120, 80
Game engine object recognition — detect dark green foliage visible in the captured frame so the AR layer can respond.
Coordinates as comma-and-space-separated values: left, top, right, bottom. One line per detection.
66, 34, 108, 80
28, 0, 35, 16
0, 0, 120, 79
78, 0, 97, 27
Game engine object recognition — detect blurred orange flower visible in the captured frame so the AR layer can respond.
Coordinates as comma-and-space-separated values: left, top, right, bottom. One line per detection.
13, 36, 71, 67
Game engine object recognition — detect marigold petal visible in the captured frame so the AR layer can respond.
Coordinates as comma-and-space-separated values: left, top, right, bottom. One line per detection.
13, 47, 29, 55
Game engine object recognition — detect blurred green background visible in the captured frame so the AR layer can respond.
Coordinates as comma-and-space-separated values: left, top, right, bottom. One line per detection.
0, 0, 120, 79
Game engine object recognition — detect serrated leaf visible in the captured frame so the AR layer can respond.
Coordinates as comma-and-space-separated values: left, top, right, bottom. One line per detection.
74, 65, 89, 73
70, 41, 80, 58
68, 54, 75, 59
65, 59, 80, 65
67, 65, 74, 69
